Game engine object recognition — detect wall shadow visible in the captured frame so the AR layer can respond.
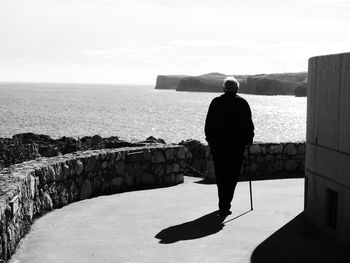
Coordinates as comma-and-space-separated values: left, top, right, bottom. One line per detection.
251, 212, 350, 263
155, 211, 226, 244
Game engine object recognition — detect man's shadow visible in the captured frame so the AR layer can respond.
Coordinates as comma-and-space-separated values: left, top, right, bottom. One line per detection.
155, 211, 224, 244
155, 210, 250, 244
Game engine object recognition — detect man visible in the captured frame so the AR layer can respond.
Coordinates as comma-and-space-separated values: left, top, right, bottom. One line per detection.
205, 76, 254, 217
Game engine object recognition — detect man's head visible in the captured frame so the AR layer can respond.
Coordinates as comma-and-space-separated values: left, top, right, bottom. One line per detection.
223, 76, 239, 93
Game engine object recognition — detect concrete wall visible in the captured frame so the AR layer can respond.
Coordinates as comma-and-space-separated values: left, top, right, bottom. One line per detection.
0, 145, 189, 261
305, 52, 350, 248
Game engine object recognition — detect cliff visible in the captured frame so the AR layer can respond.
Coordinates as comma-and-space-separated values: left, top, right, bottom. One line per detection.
294, 78, 308, 97
155, 72, 308, 96
242, 72, 308, 96
176, 73, 249, 92
155, 75, 187, 90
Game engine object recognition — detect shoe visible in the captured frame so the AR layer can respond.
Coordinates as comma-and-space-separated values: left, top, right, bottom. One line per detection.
218, 210, 232, 217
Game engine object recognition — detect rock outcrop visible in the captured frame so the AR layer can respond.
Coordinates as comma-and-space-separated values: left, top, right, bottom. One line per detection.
0, 133, 143, 170
155, 72, 307, 96
242, 72, 307, 96
176, 73, 249, 93
154, 75, 187, 90
294, 78, 308, 97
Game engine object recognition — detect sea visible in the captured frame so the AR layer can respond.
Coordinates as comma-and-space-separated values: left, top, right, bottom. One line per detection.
0, 82, 306, 144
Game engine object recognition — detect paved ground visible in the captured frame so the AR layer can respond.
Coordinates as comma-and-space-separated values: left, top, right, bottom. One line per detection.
10, 177, 349, 263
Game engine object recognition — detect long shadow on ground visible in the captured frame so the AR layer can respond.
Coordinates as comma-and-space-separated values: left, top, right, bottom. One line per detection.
155, 211, 226, 244
251, 212, 350, 263
155, 210, 251, 244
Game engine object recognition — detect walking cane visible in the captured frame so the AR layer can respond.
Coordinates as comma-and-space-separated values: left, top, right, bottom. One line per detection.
247, 145, 253, 211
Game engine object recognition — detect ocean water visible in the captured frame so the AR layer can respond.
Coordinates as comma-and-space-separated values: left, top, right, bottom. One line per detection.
0, 82, 306, 144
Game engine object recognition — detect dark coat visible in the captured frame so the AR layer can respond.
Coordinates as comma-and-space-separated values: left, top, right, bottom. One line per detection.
205, 93, 254, 149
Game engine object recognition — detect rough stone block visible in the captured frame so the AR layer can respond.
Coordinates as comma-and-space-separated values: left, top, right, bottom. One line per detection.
37, 168, 47, 185
285, 160, 298, 171
69, 183, 79, 202
127, 151, 144, 163
101, 161, 108, 169
75, 160, 84, 176
143, 149, 152, 161
260, 163, 273, 176
43, 192, 53, 211
166, 164, 173, 174
250, 145, 261, 154
101, 179, 110, 193
249, 163, 258, 173
185, 148, 191, 159
173, 163, 180, 173
175, 174, 184, 184
179, 160, 186, 168
62, 163, 70, 179
69, 162, 76, 177
107, 156, 115, 168
26, 200, 34, 220
298, 144, 306, 154
256, 156, 264, 163
93, 160, 101, 172
154, 164, 165, 177
177, 147, 186, 159
115, 162, 125, 175
271, 160, 283, 171
205, 146, 211, 159
59, 188, 69, 207
164, 174, 175, 185
265, 154, 274, 162
267, 144, 283, 154
98, 152, 107, 162
80, 179, 92, 200
124, 174, 134, 188
30, 175, 35, 198
283, 143, 298, 155
152, 151, 165, 163
140, 173, 155, 185
115, 152, 122, 162
38, 165, 55, 184
53, 163, 62, 180
110, 177, 122, 192
76, 176, 83, 185
165, 148, 175, 160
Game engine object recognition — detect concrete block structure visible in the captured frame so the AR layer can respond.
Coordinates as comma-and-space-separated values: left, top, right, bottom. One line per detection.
305, 52, 350, 248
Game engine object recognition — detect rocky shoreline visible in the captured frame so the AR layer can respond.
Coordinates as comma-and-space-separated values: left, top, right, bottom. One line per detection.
0, 133, 165, 170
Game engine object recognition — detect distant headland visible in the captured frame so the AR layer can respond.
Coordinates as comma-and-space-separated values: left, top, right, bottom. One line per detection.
155, 72, 308, 96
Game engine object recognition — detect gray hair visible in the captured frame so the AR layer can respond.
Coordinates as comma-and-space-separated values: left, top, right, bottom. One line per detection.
223, 76, 239, 93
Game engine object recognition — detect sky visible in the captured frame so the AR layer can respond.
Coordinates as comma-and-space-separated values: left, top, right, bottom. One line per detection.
0, 0, 349, 84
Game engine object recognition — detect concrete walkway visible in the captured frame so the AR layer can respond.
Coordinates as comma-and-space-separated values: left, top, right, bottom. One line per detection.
10, 177, 349, 263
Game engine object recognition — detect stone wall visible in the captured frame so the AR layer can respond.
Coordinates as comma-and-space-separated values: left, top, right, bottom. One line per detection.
0, 145, 189, 262
180, 140, 305, 181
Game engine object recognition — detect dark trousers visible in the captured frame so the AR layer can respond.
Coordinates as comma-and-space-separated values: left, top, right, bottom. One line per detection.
211, 144, 245, 212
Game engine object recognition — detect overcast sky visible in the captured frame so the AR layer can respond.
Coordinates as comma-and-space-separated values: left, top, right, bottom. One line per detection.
0, 0, 349, 84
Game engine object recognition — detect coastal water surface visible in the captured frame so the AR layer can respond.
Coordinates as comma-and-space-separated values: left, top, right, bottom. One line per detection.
0, 82, 306, 143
